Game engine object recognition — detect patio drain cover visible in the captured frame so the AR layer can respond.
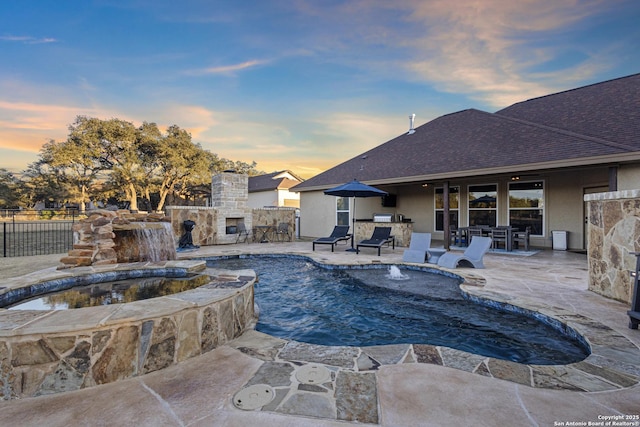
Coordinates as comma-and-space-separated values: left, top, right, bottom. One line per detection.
233, 384, 274, 410
295, 363, 331, 384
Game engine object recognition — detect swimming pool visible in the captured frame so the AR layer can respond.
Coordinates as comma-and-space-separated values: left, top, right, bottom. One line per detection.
207, 255, 589, 365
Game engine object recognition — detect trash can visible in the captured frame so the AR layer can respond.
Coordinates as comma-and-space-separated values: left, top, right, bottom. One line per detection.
551, 230, 568, 250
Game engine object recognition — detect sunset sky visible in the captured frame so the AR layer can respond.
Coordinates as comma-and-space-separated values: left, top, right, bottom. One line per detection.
1, 0, 639, 179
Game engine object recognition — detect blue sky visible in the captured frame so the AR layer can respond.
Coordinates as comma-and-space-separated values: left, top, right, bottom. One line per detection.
1, 0, 639, 178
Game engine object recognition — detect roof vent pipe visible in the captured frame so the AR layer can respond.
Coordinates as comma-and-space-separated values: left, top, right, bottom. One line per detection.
408, 114, 415, 135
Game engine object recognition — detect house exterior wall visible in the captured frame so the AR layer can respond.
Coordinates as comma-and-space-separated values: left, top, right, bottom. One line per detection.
248, 191, 277, 208
277, 188, 300, 207
298, 166, 617, 250
248, 189, 300, 209
299, 191, 337, 238
619, 164, 640, 191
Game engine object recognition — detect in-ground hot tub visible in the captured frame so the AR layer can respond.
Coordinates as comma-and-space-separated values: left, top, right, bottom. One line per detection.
0, 260, 255, 400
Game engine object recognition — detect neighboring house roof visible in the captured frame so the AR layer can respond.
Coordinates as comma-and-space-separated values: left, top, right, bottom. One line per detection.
248, 170, 304, 193
294, 73, 640, 192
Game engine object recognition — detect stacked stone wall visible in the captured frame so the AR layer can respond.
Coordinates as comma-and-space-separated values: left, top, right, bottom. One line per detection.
166, 206, 218, 246
252, 208, 296, 241
0, 264, 255, 399
59, 210, 173, 269
165, 207, 296, 244
585, 190, 640, 303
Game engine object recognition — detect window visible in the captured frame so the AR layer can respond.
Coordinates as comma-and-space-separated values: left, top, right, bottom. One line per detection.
435, 186, 459, 231
336, 197, 350, 226
509, 181, 544, 235
468, 184, 497, 227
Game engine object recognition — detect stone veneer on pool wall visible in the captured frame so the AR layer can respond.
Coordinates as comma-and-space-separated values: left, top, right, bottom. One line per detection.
0, 261, 255, 400
585, 190, 640, 303
59, 209, 176, 269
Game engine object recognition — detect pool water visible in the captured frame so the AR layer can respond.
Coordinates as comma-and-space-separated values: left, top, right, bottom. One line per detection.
208, 256, 589, 365
8, 274, 209, 310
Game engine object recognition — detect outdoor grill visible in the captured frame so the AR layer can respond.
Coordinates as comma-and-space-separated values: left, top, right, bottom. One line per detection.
373, 213, 393, 222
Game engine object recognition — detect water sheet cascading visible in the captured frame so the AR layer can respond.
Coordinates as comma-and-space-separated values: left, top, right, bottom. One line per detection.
114, 222, 177, 263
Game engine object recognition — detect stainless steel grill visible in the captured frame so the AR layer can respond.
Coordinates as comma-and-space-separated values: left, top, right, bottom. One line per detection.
373, 213, 393, 222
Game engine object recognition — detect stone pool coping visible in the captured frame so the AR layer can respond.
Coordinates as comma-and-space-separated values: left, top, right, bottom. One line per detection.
0, 260, 256, 399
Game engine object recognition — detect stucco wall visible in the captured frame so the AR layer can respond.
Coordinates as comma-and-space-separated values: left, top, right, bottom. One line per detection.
277, 188, 300, 207
299, 191, 338, 238
247, 189, 300, 209
298, 167, 613, 248
585, 190, 640, 303
248, 191, 278, 209
619, 164, 640, 191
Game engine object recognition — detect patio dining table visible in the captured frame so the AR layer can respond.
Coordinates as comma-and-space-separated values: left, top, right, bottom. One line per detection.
253, 225, 274, 243
456, 226, 520, 251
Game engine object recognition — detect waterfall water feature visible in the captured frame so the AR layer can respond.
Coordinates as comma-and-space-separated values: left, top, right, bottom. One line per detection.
114, 222, 177, 263
134, 222, 177, 262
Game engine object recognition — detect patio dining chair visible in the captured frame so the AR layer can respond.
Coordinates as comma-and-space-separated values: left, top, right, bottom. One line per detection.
235, 222, 251, 244
275, 223, 292, 242
490, 228, 509, 251
512, 226, 531, 251
467, 227, 484, 240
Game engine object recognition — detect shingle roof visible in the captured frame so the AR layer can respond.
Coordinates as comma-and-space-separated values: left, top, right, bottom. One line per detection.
496, 73, 640, 149
294, 74, 640, 192
248, 171, 303, 192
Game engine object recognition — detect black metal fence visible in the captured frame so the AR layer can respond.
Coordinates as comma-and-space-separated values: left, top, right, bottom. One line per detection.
1, 209, 78, 257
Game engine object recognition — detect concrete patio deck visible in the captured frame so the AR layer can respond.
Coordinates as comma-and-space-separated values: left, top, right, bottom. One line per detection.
0, 241, 638, 426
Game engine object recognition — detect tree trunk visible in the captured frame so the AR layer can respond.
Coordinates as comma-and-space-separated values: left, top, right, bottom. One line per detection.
80, 185, 86, 213
128, 182, 138, 212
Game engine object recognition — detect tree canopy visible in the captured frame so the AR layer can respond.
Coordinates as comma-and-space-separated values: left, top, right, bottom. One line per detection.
12, 116, 264, 211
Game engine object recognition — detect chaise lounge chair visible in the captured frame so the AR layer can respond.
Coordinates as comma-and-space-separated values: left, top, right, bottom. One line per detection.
312, 225, 352, 252
402, 232, 432, 263
437, 236, 492, 269
356, 226, 395, 256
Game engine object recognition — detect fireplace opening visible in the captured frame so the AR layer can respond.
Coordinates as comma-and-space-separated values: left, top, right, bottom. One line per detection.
225, 217, 244, 234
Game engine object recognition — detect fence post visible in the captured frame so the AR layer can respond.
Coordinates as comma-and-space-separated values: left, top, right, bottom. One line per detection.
3, 221, 6, 258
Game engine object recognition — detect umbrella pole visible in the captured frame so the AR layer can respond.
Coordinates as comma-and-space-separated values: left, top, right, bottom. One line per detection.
346, 196, 357, 252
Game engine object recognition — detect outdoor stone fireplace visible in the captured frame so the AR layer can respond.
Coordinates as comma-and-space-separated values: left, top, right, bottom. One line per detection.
166, 172, 253, 245
210, 173, 252, 244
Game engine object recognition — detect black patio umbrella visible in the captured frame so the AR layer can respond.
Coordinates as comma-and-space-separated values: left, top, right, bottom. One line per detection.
324, 179, 388, 251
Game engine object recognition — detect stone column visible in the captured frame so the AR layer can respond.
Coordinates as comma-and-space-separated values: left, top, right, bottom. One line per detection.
585, 190, 640, 303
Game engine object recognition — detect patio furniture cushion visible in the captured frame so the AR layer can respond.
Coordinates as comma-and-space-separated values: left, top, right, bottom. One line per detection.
312, 226, 352, 252
356, 227, 395, 256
